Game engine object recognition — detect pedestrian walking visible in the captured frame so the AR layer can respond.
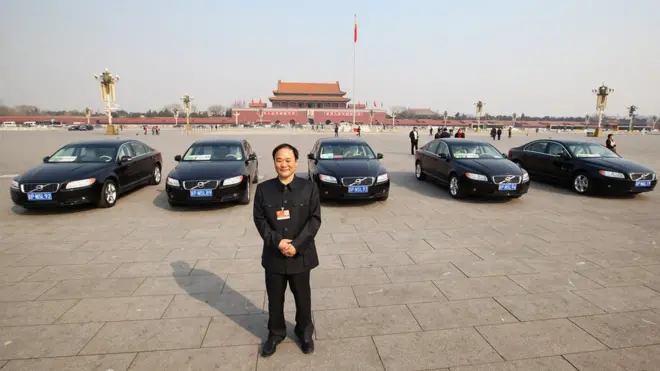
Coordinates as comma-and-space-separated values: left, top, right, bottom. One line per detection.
334, 124, 339, 137
253, 143, 321, 357
357, 125, 361, 137
455, 128, 465, 138
606, 133, 617, 153
409, 127, 419, 154
490, 128, 496, 140
508, 127, 512, 138
497, 127, 502, 140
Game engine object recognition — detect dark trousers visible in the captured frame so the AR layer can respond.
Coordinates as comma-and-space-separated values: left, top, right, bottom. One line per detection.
410, 140, 418, 154
265, 270, 313, 341
334, 131, 338, 137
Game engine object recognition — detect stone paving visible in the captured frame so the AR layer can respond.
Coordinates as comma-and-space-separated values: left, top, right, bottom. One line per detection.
0, 129, 660, 370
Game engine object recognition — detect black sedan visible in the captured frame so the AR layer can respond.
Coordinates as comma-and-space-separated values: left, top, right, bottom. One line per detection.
415, 139, 529, 199
307, 138, 389, 201
508, 139, 657, 195
165, 138, 259, 206
10, 139, 162, 209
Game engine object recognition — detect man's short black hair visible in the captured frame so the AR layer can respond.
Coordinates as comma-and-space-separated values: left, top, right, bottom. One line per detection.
272, 143, 299, 160
607, 134, 613, 138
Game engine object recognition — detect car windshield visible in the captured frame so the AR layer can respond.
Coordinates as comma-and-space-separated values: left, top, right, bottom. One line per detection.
182, 143, 244, 161
449, 143, 503, 159
319, 143, 376, 160
567, 143, 618, 158
48, 144, 117, 163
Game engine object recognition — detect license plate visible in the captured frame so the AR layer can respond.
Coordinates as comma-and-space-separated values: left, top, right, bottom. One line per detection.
498, 183, 517, 191
190, 189, 213, 197
635, 180, 652, 188
348, 186, 369, 193
27, 192, 52, 201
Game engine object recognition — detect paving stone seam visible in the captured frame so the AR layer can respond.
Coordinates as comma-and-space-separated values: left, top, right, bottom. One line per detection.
564, 316, 613, 350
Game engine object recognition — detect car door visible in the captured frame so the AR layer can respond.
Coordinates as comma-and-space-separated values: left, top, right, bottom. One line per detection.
128, 141, 152, 182
115, 143, 139, 188
521, 141, 549, 175
420, 140, 440, 179
544, 142, 574, 181
242, 141, 255, 177
308, 141, 320, 177
434, 142, 452, 184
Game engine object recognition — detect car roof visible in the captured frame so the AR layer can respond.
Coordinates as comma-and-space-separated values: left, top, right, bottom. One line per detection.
66, 139, 131, 146
191, 137, 244, 145
437, 138, 492, 146
318, 137, 368, 145
524, 139, 598, 146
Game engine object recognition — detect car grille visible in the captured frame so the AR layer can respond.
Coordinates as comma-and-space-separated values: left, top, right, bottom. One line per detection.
629, 173, 655, 181
341, 177, 375, 186
492, 175, 521, 184
182, 180, 220, 190
21, 183, 60, 193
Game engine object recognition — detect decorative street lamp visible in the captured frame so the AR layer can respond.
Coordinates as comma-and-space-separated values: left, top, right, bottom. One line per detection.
257, 108, 264, 126
234, 112, 241, 126
174, 108, 180, 126
627, 105, 638, 133
584, 113, 590, 126
369, 109, 374, 125
475, 101, 485, 131
391, 114, 397, 128
443, 110, 448, 126
181, 94, 194, 135
592, 83, 613, 137
652, 115, 658, 131
94, 69, 119, 135
512, 113, 517, 128
85, 107, 92, 125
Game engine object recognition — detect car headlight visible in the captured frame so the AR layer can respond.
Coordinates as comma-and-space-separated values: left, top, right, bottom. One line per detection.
465, 172, 488, 182
376, 173, 389, 184
319, 174, 337, 183
65, 178, 96, 189
599, 170, 625, 179
223, 175, 243, 186
166, 177, 180, 187
522, 170, 530, 183
11, 180, 19, 190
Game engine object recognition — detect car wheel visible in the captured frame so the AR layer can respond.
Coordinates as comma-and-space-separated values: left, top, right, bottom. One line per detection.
572, 172, 591, 195
449, 174, 463, 199
252, 165, 259, 184
415, 162, 426, 180
150, 164, 162, 185
238, 177, 251, 204
98, 180, 118, 208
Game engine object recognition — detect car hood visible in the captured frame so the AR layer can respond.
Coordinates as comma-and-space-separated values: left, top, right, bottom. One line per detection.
317, 159, 386, 177
169, 161, 246, 180
455, 159, 523, 176
19, 163, 110, 182
580, 157, 655, 173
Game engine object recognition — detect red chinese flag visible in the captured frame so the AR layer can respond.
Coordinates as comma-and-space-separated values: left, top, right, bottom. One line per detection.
353, 15, 358, 43
373, 100, 377, 107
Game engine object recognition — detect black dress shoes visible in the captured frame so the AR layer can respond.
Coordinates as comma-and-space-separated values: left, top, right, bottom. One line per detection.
299, 337, 314, 354
261, 337, 282, 357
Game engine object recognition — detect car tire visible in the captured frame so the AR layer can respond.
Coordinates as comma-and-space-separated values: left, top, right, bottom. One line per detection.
238, 177, 251, 205
252, 165, 259, 184
448, 174, 464, 199
572, 172, 591, 195
150, 164, 162, 185
97, 180, 118, 208
415, 161, 426, 180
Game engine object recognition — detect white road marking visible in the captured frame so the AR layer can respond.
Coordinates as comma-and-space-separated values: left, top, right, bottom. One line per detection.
0, 174, 19, 178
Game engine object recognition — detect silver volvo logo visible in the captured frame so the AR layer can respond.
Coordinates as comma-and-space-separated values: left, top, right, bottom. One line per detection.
349, 177, 368, 186
498, 175, 516, 184
35, 185, 44, 191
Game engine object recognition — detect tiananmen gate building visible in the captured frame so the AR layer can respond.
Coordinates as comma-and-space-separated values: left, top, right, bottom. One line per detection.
233, 80, 386, 125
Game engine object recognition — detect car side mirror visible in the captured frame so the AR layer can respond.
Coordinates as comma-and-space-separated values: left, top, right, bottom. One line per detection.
174, 155, 181, 162
248, 154, 257, 161
43, 156, 50, 163
119, 155, 132, 164
377, 153, 384, 159
307, 153, 315, 160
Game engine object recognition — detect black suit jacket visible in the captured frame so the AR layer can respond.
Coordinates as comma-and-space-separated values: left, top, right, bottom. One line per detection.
253, 176, 321, 274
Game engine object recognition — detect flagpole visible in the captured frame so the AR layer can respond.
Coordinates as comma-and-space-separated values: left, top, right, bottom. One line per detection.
352, 14, 357, 126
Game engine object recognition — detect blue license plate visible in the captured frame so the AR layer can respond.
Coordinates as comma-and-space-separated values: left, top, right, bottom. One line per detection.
190, 189, 213, 197
498, 183, 517, 191
635, 180, 652, 188
348, 186, 369, 193
27, 192, 52, 201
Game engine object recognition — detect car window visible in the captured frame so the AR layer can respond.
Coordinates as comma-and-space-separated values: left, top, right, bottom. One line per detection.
318, 143, 375, 159
437, 142, 450, 156
567, 143, 618, 158
183, 144, 244, 161
546, 143, 568, 156
118, 144, 134, 159
525, 141, 548, 153
129, 142, 149, 156
427, 141, 439, 153
49, 144, 117, 163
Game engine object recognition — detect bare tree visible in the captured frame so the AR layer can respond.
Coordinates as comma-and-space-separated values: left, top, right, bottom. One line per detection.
163, 103, 182, 113
207, 105, 227, 117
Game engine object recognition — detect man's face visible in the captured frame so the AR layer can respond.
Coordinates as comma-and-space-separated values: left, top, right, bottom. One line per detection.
274, 147, 298, 178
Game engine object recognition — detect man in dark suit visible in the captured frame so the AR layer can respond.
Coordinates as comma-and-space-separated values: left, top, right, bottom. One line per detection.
253, 143, 321, 357
409, 127, 419, 154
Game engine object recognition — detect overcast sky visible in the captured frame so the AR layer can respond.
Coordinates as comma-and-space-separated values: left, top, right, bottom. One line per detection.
0, 0, 658, 117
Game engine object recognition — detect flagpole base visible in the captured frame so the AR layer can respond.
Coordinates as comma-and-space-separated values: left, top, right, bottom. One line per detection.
105, 124, 115, 136
593, 127, 603, 137
185, 124, 192, 136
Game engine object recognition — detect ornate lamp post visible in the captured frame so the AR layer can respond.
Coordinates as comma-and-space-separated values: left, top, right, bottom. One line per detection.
584, 113, 589, 126
85, 107, 92, 125
592, 83, 613, 137
443, 110, 448, 126
475, 101, 485, 131
181, 94, 194, 135
391, 114, 397, 128
369, 109, 374, 125
94, 69, 119, 135
627, 105, 638, 133
257, 108, 264, 126
512, 113, 517, 128
234, 112, 240, 126
652, 115, 658, 131
174, 109, 180, 126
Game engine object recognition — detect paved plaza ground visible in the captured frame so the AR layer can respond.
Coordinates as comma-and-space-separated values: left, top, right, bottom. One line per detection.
0, 128, 659, 370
